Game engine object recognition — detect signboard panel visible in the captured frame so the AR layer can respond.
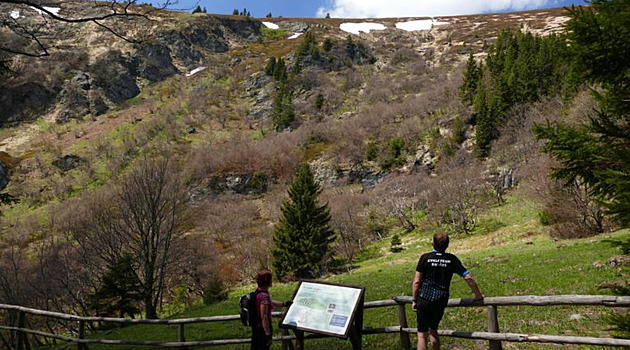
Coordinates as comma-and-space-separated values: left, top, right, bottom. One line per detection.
280, 281, 365, 338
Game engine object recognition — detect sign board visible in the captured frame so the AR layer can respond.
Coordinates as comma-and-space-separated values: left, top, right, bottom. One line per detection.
280, 281, 365, 339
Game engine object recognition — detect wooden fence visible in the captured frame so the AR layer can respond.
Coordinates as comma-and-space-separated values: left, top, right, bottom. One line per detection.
1, 295, 629, 349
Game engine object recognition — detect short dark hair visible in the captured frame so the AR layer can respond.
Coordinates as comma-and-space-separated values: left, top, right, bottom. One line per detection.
256, 269, 273, 288
433, 233, 449, 252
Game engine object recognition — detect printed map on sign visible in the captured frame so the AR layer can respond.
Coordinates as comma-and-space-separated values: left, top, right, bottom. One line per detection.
281, 282, 363, 337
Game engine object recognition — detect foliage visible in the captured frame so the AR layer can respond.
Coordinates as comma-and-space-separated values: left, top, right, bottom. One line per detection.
366, 141, 378, 162
381, 137, 406, 169
261, 28, 287, 41
315, 93, 325, 110
89, 254, 142, 318
459, 53, 481, 105
463, 30, 568, 157
203, 278, 228, 305
534, 0, 630, 228
272, 164, 335, 280
264, 57, 276, 76
297, 32, 319, 57
271, 79, 295, 130
389, 234, 403, 253
323, 38, 334, 52
533, 0, 630, 336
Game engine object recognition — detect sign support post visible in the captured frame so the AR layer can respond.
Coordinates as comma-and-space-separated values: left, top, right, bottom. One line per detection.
348, 293, 364, 350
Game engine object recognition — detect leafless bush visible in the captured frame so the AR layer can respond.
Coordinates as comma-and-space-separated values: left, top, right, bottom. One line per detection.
340, 68, 363, 91
322, 188, 372, 264
524, 155, 605, 239
390, 47, 421, 66
421, 163, 490, 234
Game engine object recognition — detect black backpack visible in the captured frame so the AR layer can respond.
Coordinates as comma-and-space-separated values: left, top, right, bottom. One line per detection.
239, 290, 260, 327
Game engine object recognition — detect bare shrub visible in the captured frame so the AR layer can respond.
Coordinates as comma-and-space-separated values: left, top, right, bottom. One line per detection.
340, 68, 363, 91
322, 188, 372, 265
524, 155, 605, 239
421, 163, 490, 234
390, 47, 421, 66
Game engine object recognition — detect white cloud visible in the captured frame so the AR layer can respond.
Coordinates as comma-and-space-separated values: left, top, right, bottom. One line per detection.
317, 0, 557, 18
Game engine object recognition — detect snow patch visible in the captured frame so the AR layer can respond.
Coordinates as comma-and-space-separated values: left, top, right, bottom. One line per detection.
340, 22, 386, 35
10, 10, 20, 19
395, 19, 449, 31
30, 6, 61, 16
186, 66, 207, 77
262, 21, 279, 30
288, 33, 303, 39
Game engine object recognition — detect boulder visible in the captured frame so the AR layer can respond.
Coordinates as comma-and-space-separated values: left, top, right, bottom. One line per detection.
52, 155, 86, 172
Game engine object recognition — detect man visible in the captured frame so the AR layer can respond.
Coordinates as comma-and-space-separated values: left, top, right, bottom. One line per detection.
411, 233, 484, 350
251, 269, 290, 350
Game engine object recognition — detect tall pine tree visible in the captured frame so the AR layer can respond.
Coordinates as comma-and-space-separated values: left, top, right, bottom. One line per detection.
272, 164, 335, 280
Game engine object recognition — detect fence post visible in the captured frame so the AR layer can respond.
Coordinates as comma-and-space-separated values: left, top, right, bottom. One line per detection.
395, 298, 411, 350
16, 310, 26, 350
178, 324, 188, 350
486, 306, 502, 350
77, 320, 87, 350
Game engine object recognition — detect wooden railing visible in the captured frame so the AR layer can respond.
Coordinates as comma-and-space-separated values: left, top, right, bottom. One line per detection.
1, 295, 629, 349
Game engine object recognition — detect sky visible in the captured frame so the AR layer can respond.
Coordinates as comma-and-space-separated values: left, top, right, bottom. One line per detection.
160, 0, 588, 18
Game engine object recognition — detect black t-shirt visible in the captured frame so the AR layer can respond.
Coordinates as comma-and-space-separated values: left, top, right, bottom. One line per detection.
416, 251, 468, 301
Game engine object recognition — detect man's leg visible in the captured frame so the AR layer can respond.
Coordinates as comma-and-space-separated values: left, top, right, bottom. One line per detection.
417, 331, 429, 350
428, 328, 440, 350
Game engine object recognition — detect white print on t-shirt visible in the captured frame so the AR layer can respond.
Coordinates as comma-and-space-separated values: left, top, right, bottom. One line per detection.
427, 258, 451, 268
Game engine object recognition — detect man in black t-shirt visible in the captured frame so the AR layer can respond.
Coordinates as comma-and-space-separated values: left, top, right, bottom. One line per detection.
411, 233, 483, 350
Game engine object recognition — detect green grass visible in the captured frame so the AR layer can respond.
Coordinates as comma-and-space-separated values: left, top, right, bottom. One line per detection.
78, 226, 629, 350
261, 27, 288, 40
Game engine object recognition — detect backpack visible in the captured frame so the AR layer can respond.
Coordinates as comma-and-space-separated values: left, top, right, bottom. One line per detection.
239, 290, 260, 327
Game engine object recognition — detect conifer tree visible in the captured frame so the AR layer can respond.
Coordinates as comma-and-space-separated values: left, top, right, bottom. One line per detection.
264, 57, 276, 76
534, 0, 630, 335
272, 164, 335, 279
472, 76, 493, 158
89, 254, 142, 318
459, 53, 480, 105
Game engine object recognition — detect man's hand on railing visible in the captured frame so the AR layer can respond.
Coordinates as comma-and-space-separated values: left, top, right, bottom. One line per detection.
411, 300, 417, 312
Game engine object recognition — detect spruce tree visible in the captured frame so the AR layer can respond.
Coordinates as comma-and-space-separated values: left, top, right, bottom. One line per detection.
272, 164, 335, 280
89, 254, 142, 318
459, 53, 480, 105
534, 0, 630, 336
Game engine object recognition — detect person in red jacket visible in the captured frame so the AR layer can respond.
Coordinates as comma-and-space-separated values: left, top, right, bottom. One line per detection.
251, 270, 290, 350
411, 233, 484, 350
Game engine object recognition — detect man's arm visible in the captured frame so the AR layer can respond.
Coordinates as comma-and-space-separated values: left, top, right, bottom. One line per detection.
261, 303, 271, 336
411, 271, 422, 311
464, 274, 484, 300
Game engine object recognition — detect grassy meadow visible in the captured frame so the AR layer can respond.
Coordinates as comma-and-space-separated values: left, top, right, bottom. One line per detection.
75, 194, 629, 350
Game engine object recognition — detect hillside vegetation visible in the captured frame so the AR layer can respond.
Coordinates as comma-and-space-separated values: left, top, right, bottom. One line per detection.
0, 0, 629, 348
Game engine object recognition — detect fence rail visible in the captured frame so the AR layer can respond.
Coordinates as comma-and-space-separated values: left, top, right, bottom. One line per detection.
1, 295, 629, 349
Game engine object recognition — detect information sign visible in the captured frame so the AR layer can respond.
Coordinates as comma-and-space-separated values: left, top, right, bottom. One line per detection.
280, 281, 365, 338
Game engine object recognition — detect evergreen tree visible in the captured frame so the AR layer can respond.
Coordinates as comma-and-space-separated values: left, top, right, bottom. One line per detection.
473, 80, 492, 158
272, 164, 335, 279
89, 254, 143, 318
534, 0, 630, 336
459, 53, 481, 105
325, 13, 331, 19
322, 38, 333, 52
272, 80, 294, 130
203, 7, 207, 13
264, 57, 276, 76
232, 9, 239, 15
315, 93, 324, 110
272, 57, 287, 82
192, 5, 202, 13
266, 12, 273, 18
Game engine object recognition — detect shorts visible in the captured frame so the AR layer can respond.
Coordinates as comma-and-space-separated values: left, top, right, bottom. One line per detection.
416, 298, 448, 332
